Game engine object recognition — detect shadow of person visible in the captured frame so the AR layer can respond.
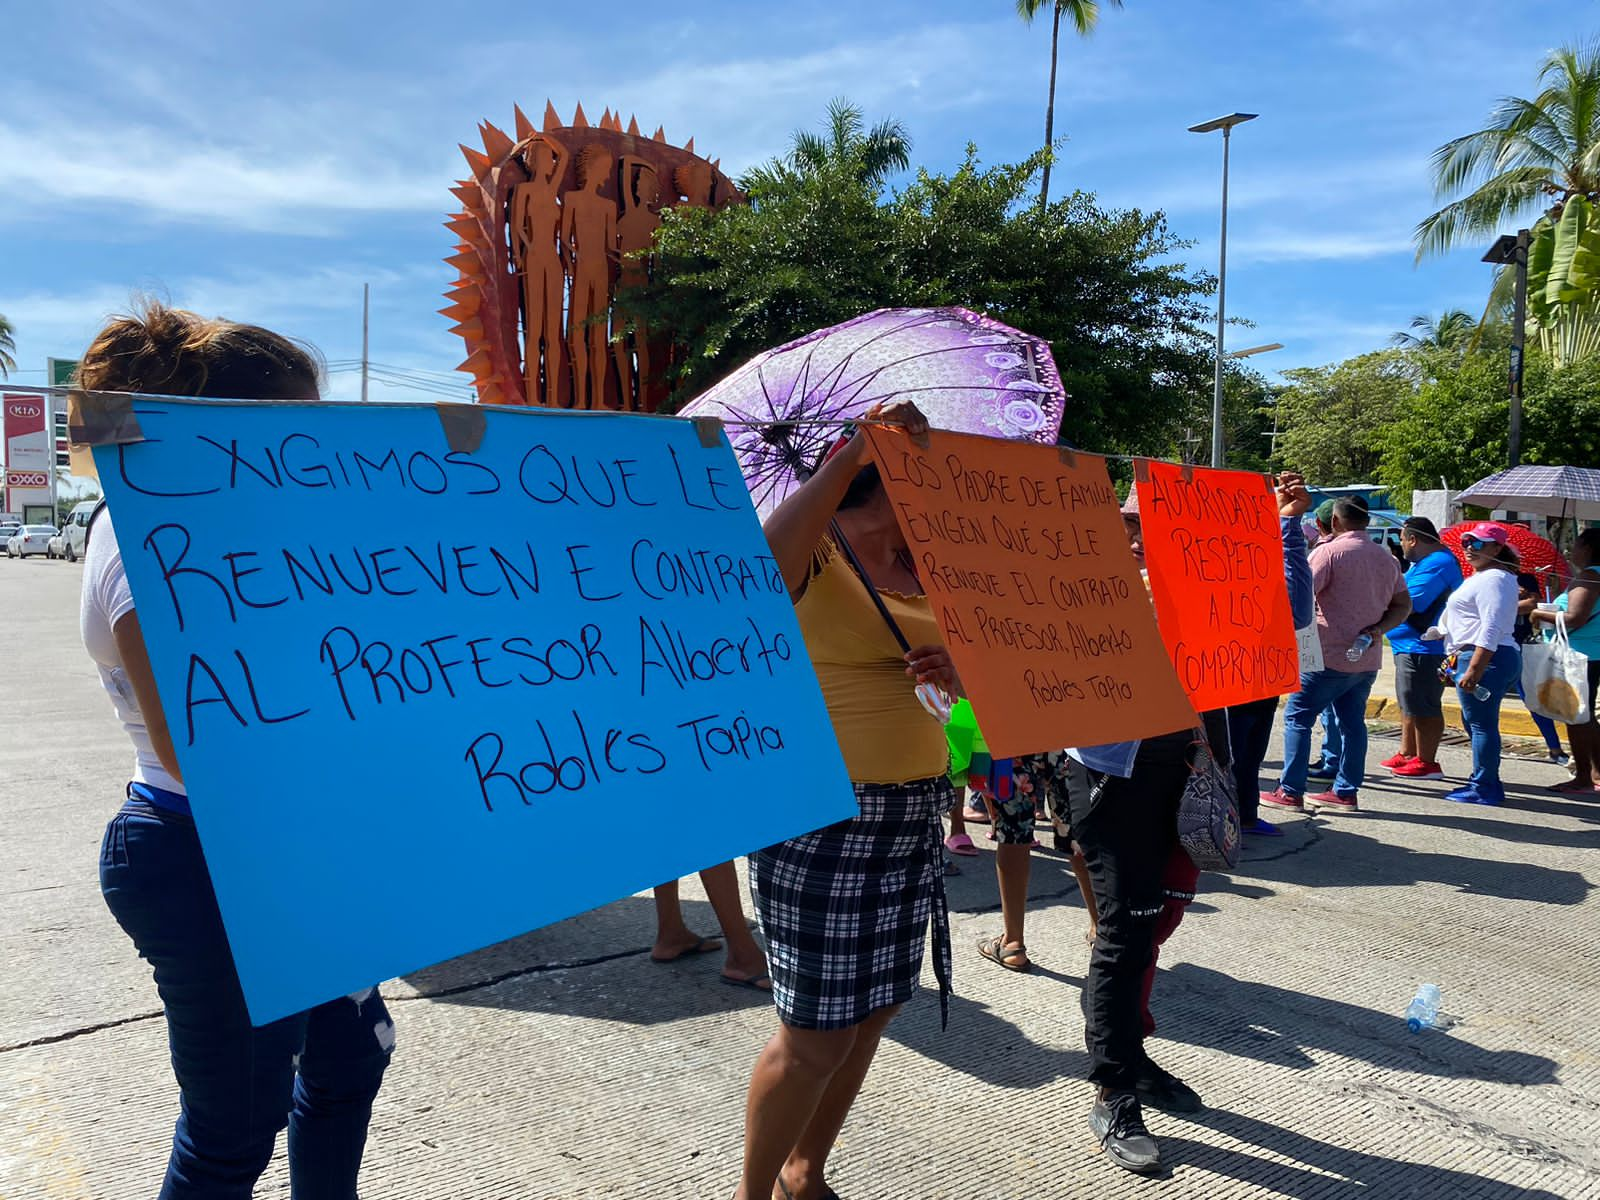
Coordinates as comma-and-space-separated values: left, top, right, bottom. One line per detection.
1152, 963, 1559, 1085
1162, 1107, 1571, 1199
1356, 806, 1600, 849
400, 894, 774, 1026
884, 990, 1091, 1089
1235, 823, 1592, 906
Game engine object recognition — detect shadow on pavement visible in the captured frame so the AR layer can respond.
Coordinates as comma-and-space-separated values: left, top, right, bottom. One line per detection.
1236, 824, 1591, 905
1165, 1107, 1571, 1199
886, 990, 1091, 1089
1357, 807, 1600, 848
1154, 964, 1559, 1085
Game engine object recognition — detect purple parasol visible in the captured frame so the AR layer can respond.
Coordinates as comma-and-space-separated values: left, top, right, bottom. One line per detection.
679, 307, 1066, 518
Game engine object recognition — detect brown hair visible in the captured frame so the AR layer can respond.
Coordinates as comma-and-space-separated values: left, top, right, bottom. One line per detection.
77, 298, 321, 401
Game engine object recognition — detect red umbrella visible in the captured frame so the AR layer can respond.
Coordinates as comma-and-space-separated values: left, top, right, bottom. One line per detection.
1441, 522, 1572, 597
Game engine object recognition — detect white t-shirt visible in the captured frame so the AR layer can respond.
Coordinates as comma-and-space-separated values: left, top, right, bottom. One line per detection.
1440, 567, 1519, 655
80, 508, 185, 795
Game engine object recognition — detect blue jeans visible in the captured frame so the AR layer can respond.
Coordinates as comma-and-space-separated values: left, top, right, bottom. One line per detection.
1280, 669, 1379, 797
1458, 646, 1522, 798
100, 799, 393, 1199
1314, 706, 1343, 771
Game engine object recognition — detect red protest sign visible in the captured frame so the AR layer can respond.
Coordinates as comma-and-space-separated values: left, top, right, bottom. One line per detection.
1135, 461, 1299, 709
865, 427, 1196, 758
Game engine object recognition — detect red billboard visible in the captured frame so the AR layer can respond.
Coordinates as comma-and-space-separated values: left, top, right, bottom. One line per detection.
4, 394, 52, 518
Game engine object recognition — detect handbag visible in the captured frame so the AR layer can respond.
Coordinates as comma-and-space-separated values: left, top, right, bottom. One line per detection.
1521, 611, 1592, 724
1177, 726, 1241, 872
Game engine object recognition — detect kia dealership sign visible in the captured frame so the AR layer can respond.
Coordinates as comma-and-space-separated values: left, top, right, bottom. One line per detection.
4, 394, 54, 518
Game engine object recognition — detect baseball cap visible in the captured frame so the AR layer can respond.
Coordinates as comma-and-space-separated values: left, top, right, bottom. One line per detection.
1121, 485, 1140, 516
1466, 521, 1511, 546
1314, 499, 1336, 525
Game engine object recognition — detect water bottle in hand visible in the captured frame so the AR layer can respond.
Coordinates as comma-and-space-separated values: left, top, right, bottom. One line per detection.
1345, 632, 1373, 662
1454, 671, 1492, 701
1406, 983, 1442, 1032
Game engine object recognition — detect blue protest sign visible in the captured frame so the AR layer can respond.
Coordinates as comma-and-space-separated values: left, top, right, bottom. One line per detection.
94, 399, 854, 1024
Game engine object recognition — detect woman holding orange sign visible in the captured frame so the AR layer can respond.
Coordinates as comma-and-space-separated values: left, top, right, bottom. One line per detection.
734, 400, 959, 1200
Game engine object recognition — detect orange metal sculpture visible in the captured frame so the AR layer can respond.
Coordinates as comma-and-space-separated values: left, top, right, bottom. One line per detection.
444, 104, 741, 411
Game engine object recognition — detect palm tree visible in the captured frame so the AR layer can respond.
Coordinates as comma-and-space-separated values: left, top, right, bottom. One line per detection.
1415, 42, 1600, 259
1016, 0, 1124, 208
744, 99, 912, 194
1389, 309, 1478, 349
0, 313, 15, 379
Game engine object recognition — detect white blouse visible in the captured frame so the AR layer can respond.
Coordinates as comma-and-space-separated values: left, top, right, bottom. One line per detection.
1439, 568, 1519, 654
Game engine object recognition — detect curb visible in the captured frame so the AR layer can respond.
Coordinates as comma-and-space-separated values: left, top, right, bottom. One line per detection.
1366, 694, 1547, 738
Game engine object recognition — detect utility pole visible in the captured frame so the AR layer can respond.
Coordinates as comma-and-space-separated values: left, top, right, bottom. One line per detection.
360, 283, 370, 404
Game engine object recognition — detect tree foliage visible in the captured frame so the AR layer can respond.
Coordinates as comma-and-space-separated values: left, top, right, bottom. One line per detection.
1271, 350, 1414, 483
1015, 0, 1124, 206
0, 312, 14, 378
627, 117, 1218, 459
1417, 42, 1600, 259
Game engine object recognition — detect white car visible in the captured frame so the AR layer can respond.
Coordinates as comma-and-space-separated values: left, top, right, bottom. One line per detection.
46, 527, 70, 558
6, 525, 57, 558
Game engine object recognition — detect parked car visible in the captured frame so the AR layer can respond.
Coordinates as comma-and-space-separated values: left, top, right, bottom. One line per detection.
46, 528, 70, 558
6, 525, 57, 558
57, 500, 99, 562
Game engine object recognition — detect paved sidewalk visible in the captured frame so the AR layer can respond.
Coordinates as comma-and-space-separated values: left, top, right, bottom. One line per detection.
4, 559, 1599, 1198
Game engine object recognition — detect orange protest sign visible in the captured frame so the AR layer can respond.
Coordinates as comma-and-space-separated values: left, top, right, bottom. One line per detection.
1135, 460, 1299, 709
865, 427, 1196, 758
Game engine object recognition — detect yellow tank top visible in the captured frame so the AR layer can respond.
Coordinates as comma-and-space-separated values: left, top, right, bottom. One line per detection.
796, 538, 950, 784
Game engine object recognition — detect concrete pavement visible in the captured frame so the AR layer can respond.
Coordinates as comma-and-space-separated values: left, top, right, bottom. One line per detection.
3, 556, 1599, 1198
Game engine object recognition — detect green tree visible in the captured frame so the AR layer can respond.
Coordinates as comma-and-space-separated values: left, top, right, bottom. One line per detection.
1416, 42, 1600, 259
1378, 349, 1600, 495
1389, 309, 1477, 350
0, 313, 15, 378
1272, 350, 1414, 484
1015, 0, 1123, 207
627, 118, 1217, 458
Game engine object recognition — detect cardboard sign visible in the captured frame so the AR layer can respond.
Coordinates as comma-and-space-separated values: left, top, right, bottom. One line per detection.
1136, 462, 1300, 709
95, 400, 853, 1023
864, 427, 1195, 758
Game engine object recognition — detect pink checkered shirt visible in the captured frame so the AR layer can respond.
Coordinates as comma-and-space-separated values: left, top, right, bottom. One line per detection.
1309, 531, 1407, 673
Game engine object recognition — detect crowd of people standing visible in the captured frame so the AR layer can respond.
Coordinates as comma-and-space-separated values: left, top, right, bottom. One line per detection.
69, 301, 1598, 1197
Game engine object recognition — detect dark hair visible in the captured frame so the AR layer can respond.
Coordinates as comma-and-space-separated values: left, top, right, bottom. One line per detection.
1332, 496, 1370, 529
1517, 572, 1539, 591
1577, 528, 1600, 558
837, 463, 883, 510
1402, 515, 1439, 540
77, 298, 321, 400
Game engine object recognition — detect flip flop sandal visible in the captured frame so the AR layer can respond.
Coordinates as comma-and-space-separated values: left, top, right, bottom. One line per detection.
721, 972, 773, 992
1551, 779, 1600, 793
977, 935, 1032, 972
649, 935, 724, 963
777, 1175, 843, 1200
945, 833, 980, 856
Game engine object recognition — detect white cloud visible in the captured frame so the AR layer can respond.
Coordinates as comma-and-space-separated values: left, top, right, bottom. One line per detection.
1230, 229, 1416, 264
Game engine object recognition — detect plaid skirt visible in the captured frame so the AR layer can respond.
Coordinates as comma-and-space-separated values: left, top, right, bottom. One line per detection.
750, 776, 953, 1031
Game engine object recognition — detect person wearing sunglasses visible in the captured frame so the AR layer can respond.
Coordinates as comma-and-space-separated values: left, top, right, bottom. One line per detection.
734, 400, 959, 1200
1436, 523, 1523, 805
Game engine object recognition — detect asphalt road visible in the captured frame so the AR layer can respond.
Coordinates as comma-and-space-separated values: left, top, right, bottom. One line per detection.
3, 556, 1599, 1198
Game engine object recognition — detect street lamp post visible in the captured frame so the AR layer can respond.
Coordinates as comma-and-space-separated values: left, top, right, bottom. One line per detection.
1189, 112, 1258, 469
1482, 231, 1529, 468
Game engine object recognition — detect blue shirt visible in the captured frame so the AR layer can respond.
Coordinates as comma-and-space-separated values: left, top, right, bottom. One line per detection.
1386, 549, 1462, 656
1070, 515, 1314, 778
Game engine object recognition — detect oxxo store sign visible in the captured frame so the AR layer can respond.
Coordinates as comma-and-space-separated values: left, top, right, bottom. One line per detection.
4, 395, 54, 524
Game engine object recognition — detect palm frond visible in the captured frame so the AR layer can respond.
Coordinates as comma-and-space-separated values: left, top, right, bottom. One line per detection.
1414, 166, 1554, 260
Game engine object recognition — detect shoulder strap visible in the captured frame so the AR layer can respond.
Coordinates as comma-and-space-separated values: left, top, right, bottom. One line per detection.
829, 520, 913, 654
83, 499, 109, 551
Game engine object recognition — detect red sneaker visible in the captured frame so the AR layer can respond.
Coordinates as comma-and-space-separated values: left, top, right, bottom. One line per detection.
1259, 787, 1304, 812
1308, 791, 1359, 814
1391, 760, 1444, 780
1380, 752, 1413, 770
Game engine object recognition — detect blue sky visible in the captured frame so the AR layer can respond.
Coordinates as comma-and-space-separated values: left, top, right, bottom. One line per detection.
0, 0, 1574, 404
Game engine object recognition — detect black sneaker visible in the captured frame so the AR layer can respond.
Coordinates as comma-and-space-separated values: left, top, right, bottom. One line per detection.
1089, 1091, 1162, 1175
1135, 1062, 1204, 1115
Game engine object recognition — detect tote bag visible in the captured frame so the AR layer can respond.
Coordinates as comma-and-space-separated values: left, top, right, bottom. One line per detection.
1177, 730, 1241, 872
1522, 612, 1591, 725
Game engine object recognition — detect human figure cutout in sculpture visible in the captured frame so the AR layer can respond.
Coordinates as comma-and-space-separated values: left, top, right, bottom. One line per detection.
613, 157, 661, 411
562, 145, 618, 409
510, 136, 568, 408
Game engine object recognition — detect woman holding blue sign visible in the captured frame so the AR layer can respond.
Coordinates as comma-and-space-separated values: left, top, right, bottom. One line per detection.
78, 303, 394, 1200
735, 401, 959, 1200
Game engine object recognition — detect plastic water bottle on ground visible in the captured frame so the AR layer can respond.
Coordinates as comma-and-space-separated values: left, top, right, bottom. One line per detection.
1406, 983, 1442, 1032
1345, 632, 1373, 662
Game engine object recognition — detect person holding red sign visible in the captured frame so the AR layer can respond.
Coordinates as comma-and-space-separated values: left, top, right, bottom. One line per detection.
736, 401, 960, 1200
